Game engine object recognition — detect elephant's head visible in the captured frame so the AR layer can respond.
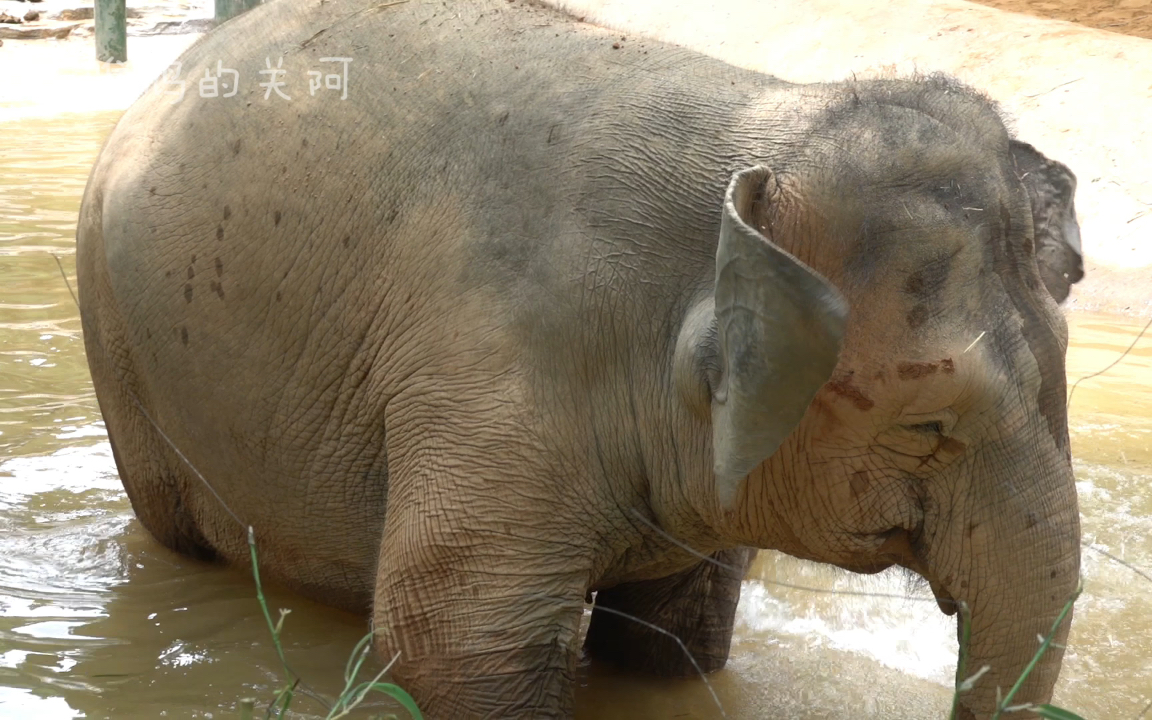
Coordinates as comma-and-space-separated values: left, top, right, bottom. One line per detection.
676, 77, 1081, 718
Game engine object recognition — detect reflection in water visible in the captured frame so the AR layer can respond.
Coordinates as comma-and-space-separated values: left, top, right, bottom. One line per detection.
0, 114, 1150, 719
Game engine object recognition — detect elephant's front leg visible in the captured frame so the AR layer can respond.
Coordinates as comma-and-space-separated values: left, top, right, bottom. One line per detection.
372, 444, 591, 718
584, 547, 755, 676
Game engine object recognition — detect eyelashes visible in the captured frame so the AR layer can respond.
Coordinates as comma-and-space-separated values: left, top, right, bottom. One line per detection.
905, 421, 945, 435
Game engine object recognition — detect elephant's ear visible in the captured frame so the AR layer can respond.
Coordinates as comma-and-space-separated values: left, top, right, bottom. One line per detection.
711, 166, 848, 507
1010, 140, 1084, 304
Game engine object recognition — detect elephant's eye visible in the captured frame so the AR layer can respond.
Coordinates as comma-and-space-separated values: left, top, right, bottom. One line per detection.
875, 425, 942, 460
906, 421, 944, 435
897, 409, 957, 438
874, 411, 965, 473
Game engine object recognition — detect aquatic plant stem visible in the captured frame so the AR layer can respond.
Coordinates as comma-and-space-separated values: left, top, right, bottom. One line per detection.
247, 526, 299, 718
950, 601, 973, 720
990, 583, 1082, 719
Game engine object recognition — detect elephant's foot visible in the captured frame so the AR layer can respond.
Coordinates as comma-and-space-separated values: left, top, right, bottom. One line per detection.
373, 554, 587, 718
584, 547, 755, 676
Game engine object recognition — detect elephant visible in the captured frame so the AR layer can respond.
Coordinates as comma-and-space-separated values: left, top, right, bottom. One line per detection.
75, 0, 1083, 717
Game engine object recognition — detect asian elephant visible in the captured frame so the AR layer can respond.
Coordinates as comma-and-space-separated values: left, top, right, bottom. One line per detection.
75, 0, 1083, 717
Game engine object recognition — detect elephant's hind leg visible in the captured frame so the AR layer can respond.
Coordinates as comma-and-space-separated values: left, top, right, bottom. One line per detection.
77, 198, 215, 562
583, 547, 756, 676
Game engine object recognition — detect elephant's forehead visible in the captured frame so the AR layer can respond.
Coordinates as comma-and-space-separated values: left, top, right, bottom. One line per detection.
828, 239, 989, 353
792, 175, 1013, 310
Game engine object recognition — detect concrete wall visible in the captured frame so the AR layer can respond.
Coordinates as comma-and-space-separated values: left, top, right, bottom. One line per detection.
559, 0, 1152, 316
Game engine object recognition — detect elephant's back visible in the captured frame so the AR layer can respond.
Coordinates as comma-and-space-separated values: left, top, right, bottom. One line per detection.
84, 0, 611, 399
88, 0, 735, 322
82, 0, 780, 428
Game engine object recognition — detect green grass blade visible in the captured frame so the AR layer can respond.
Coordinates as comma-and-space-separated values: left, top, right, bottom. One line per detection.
992, 582, 1082, 719
270, 687, 293, 720
245, 528, 420, 720
247, 526, 300, 718
950, 600, 973, 720
1032, 705, 1087, 720
343, 632, 375, 685
353, 682, 424, 720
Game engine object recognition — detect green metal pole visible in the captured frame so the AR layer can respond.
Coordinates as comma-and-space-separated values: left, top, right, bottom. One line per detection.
215, 0, 251, 22
95, 0, 126, 63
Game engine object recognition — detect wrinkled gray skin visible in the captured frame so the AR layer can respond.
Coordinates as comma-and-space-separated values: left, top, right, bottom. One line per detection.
76, 0, 1083, 717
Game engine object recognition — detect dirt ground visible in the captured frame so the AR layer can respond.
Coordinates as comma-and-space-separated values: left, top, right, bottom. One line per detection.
974, 0, 1152, 38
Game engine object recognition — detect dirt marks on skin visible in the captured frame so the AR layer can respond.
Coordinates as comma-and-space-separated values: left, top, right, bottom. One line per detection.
896, 359, 956, 380
827, 359, 957, 410
827, 372, 876, 411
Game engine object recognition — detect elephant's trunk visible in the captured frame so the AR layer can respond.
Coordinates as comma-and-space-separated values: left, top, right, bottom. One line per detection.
933, 435, 1081, 719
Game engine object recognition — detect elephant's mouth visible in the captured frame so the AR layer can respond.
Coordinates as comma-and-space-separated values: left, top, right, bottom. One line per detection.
834, 560, 958, 614
929, 579, 959, 616
833, 558, 897, 575
834, 528, 924, 575
876, 529, 958, 615
838, 528, 958, 615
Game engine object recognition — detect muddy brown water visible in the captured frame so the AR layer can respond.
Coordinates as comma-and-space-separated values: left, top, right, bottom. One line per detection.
1, 113, 1150, 719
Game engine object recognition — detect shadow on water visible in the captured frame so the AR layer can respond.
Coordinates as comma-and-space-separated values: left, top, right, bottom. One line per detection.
1, 113, 1150, 718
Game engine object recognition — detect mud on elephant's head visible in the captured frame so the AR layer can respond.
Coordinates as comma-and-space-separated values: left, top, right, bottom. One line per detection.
685, 76, 1081, 719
